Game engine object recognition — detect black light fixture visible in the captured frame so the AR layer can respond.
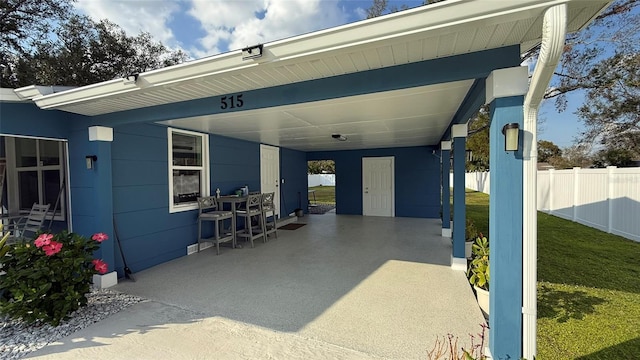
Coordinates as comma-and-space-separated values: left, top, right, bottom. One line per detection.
502, 123, 520, 151
242, 44, 263, 60
331, 133, 347, 141
86, 155, 97, 169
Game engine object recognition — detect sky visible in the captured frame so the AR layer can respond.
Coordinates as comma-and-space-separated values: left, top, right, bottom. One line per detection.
72, 0, 585, 149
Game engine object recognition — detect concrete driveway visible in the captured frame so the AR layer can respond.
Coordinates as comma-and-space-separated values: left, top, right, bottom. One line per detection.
29, 214, 487, 359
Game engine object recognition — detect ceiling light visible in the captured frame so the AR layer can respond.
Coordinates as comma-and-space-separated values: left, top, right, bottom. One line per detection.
332, 134, 348, 141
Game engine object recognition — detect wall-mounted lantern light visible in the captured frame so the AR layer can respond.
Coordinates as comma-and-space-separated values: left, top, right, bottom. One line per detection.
502, 123, 520, 151
86, 155, 97, 169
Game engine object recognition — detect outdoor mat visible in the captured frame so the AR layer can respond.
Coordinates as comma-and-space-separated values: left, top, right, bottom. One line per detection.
279, 223, 306, 230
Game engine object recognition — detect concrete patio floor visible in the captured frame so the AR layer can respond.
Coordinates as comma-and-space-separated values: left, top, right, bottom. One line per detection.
29, 214, 487, 359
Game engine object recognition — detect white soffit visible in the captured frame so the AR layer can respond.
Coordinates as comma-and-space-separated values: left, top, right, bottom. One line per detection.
158, 80, 474, 151
25, 0, 612, 116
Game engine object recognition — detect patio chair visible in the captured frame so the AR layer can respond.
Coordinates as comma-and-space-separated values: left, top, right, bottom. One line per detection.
235, 193, 265, 248
4, 203, 51, 245
261, 192, 278, 240
197, 196, 234, 255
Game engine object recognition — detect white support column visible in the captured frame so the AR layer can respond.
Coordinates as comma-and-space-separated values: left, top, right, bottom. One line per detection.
441, 141, 452, 238
451, 124, 467, 271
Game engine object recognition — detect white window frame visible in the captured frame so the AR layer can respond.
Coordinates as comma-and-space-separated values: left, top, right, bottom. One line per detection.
4, 136, 68, 221
168, 128, 209, 213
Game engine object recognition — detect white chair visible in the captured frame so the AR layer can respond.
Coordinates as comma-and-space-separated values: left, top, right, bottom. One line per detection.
197, 196, 234, 254
4, 203, 51, 245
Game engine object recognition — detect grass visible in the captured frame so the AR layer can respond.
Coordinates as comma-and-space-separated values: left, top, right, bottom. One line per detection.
464, 190, 640, 359
308, 185, 336, 204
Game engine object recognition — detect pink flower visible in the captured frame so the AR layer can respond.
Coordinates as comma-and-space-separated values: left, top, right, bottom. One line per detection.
34, 234, 53, 248
92, 259, 108, 274
92, 233, 109, 242
42, 241, 62, 256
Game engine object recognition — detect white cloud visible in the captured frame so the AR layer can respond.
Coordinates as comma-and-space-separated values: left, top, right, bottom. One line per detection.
72, 0, 355, 59
73, 0, 179, 47
187, 0, 349, 57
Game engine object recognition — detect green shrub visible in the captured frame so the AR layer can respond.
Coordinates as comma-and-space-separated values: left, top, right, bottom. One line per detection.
467, 235, 490, 290
0, 231, 109, 326
465, 219, 478, 242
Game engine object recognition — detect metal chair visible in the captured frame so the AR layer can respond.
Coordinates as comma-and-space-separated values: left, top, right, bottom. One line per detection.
4, 203, 51, 245
261, 192, 278, 240
235, 193, 265, 248
197, 196, 234, 255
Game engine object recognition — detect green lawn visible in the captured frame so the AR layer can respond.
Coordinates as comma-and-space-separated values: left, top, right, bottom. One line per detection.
308, 185, 336, 204
464, 190, 640, 359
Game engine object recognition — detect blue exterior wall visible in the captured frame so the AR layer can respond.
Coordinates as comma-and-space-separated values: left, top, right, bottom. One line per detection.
308, 146, 440, 218
281, 147, 308, 216
0, 102, 71, 139
105, 123, 308, 274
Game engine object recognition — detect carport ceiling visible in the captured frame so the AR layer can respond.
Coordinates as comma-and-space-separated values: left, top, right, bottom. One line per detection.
158, 80, 473, 151
17, 0, 612, 151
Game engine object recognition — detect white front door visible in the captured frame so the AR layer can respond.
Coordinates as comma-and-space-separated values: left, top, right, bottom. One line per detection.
260, 144, 280, 217
362, 156, 394, 217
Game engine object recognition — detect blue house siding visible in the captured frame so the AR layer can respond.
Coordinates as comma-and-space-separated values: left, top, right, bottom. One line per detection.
0, 102, 71, 139
106, 122, 311, 274
280, 147, 308, 216
308, 146, 440, 218
209, 135, 260, 195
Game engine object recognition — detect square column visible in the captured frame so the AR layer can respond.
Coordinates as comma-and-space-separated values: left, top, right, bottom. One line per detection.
441, 141, 451, 237
451, 124, 467, 271
88, 126, 116, 287
487, 67, 528, 358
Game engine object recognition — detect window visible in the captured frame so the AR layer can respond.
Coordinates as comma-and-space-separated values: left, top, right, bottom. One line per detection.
4, 136, 67, 220
168, 128, 209, 213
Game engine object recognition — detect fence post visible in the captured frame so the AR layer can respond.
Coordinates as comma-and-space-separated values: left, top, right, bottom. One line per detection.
572, 167, 580, 221
607, 166, 616, 234
548, 169, 554, 214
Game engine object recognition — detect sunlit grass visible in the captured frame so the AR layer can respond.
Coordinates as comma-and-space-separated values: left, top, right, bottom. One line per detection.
308, 185, 336, 204
464, 190, 640, 359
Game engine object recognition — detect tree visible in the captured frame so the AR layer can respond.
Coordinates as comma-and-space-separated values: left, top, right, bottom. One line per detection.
2, 15, 188, 88
466, 106, 490, 171
365, 0, 445, 18
0, 0, 74, 56
548, 144, 593, 169
537, 140, 562, 163
307, 160, 335, 174
543, 0, 640, 157
592, 148, 635, 167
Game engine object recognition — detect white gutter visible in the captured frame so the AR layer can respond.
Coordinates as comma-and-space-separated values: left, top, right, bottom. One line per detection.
28, 0, 588, 113
522, 4, 567, 360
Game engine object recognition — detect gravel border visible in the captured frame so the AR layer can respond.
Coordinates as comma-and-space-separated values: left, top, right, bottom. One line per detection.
308, 203, 336, 215
0, 289, 145, 359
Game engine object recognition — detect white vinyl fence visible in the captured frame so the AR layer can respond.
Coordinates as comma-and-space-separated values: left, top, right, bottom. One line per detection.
308, 174, 336, 187
452, 167, 640, 242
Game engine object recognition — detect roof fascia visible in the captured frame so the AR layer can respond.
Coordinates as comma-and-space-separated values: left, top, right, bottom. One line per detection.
31, 0, 572, 111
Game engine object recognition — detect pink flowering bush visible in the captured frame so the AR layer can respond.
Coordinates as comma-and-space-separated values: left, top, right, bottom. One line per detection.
0, 231, 109, 325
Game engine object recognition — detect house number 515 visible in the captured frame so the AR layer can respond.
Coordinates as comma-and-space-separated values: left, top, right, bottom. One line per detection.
220, 94, 244, 109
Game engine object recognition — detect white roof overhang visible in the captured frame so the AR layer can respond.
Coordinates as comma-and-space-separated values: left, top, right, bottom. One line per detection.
14, 0, 611, 151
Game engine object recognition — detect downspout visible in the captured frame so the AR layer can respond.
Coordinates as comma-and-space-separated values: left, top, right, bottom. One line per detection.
522, 4, 566, 360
